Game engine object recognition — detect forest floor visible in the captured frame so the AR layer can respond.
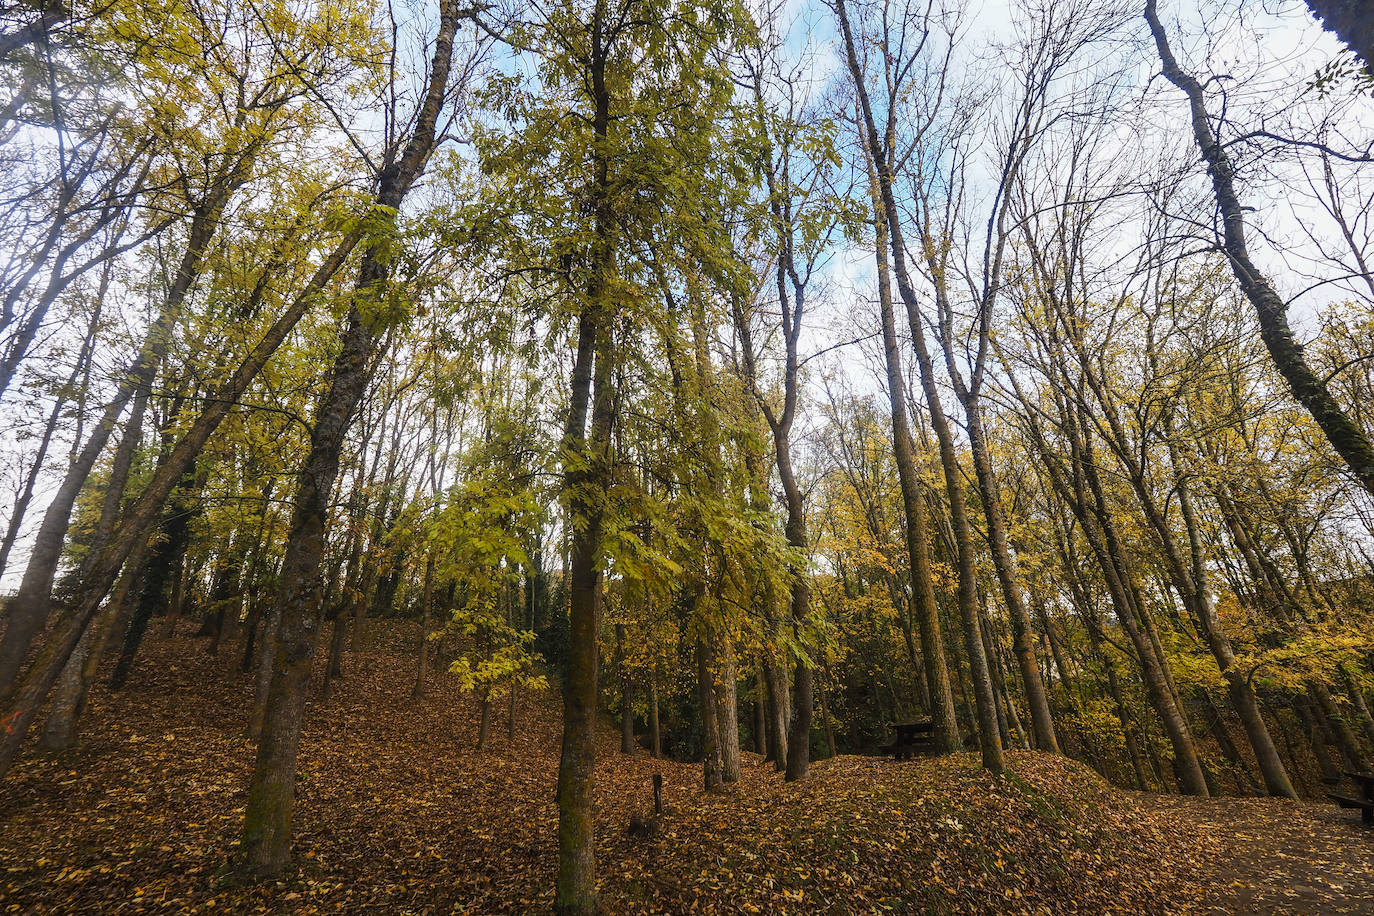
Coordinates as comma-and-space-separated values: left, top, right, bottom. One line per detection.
1, 623, 1372, 914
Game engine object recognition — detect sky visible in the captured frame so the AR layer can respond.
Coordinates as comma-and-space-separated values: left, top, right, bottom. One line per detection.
1, 0, 1372, 590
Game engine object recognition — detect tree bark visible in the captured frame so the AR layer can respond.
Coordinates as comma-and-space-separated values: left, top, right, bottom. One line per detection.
238, 1, 461, 876
1146, 0, 1374, 498
1302, 0, 1373, 72
478, 689, 492, 750
716, 634, 740, 782
556, 6, 617, 908
863, 147, 960, 753
1310, 680, 1367, 770
239, 302, 374, 873
108, 462, 199, 690
962, 402, 1058, 753
752, 672, 766, 755
0, 226, 361, 777
649, 669, 661, 759
414, 554, 434, 699
697, 634, 723, 791
836, 0, 1001, 772
616, 623, 634, 754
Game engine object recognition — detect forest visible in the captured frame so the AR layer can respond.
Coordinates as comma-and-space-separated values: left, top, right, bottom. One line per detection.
1, 0, 1373, 911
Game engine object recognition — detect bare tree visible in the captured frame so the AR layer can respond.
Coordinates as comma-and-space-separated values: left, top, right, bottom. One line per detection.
1145, 0, 1374, 498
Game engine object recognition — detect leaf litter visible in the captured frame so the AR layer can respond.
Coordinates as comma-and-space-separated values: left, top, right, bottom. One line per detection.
2, 624, 1371, 914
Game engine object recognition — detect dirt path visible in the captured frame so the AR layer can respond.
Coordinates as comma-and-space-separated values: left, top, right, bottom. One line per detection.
1137, 793, 1374, 914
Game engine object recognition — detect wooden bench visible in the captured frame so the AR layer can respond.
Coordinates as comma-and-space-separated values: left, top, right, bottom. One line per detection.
1328, 770, 1374, 825
881, 721, 937, 761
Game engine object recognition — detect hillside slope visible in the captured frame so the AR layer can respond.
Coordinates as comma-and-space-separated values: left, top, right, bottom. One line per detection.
1, 625, 1370, 914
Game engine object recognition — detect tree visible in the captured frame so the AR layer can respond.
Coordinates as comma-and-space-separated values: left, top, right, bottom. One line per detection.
1303, 0, 1373, 72
239, 0, 472, 876
471, 0, 741, 905
835, 0, 1003, 773
1145, 0, 1374, 499
732, 5, 848, 779
0, 0, 375, 774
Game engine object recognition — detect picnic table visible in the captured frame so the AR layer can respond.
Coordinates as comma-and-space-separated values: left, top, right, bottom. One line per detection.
1328, 770, 1374, 824
881, 721, 936, 761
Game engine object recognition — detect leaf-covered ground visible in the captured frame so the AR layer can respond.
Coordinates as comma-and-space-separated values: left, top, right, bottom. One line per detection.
2, 625, 1371, 914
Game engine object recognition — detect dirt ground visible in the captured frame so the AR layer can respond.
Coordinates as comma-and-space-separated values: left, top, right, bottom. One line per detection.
2, 625, 1371, 914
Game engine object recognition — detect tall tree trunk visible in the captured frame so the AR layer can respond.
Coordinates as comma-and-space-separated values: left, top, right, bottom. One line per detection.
414, 554, 434, 699
241, 589, 266, 674
837, 0, 1001, 772
1146, 0, 1374, 498
240, 302, 386, 867
237, 1, 460, 876
239, 304, 372, 872
556, 6, 616, 907
742, 425, 788, 771
108, 461, 199, 690
734, 300, 813, 782
203, 532, 243, 657
1060, 537, 1150, 790
1033, 595, 1076, 702
983, 605, 1027, 750
962, 402, 1057, 752
697, 633, 723, 791
717, 635, 740, 782
761, 655, 782, 766
75, 386, 149, 590
616, 623, 634, 754
863, 150, 960, 753
649, 668, 661, 759
1, 394, 131, 689
735, 70, 818, 783
247, 598, 281, 741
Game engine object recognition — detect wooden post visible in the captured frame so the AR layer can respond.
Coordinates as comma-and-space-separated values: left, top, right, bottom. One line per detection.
652, 773, 662, 815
